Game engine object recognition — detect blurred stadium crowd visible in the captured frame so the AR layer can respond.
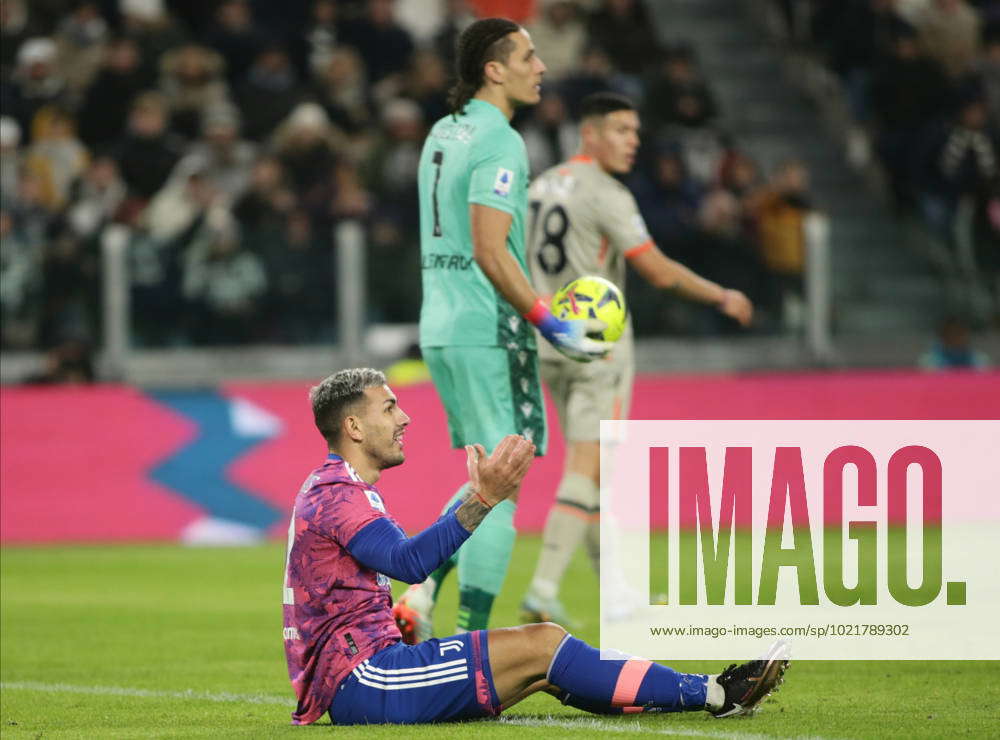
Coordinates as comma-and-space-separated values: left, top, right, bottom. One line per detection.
799, 1, 999, 279
9, 0, 990, 362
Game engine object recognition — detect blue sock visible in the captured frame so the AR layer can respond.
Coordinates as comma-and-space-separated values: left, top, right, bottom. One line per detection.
547, 636, 707, 712
556, 691, 659, 715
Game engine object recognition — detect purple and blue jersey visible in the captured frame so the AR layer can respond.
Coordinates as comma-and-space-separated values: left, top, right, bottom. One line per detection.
281, 453, 710, 724
282, 455, 402, 725
282, 453, 482, 725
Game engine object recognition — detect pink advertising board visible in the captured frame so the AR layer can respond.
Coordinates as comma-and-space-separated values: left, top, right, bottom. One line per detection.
2, 370, 997, 544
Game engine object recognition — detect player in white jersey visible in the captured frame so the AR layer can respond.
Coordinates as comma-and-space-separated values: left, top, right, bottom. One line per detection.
521, 92, 754, 624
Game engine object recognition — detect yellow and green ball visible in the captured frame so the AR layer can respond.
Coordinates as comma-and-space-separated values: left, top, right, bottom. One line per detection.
551, 276, 627, 343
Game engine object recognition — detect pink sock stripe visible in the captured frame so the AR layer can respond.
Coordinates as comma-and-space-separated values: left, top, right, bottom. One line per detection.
611, 659, 652, 707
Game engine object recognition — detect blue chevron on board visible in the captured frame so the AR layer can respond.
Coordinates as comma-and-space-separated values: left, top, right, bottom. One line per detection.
148, 390, 282, 530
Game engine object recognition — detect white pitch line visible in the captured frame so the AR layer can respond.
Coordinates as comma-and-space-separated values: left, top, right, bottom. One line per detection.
2, 682, 834, 740
497, 715, 836, 740
0, 681, 295, 706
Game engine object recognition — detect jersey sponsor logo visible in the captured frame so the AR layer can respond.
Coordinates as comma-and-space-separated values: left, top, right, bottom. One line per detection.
493, 167, 514, 197
421, 253, 475, 271
283, 626, 301, 640
364, 490, 386, 512
532, 171, 575, 199
431, 122, 474, 143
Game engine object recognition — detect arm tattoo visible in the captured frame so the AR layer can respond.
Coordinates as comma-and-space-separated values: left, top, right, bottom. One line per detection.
455, 491, 491, 532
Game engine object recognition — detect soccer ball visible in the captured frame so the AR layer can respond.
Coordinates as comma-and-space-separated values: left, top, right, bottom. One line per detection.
551, 276, 627, 342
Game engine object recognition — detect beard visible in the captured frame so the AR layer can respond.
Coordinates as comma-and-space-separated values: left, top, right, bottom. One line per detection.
368, 439, 405, 470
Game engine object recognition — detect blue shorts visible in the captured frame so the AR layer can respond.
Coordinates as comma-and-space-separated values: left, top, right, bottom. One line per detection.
329, 631, 501, 725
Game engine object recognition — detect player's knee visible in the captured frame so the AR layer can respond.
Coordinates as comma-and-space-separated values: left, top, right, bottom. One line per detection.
555, 470, 600, 511
523, 621, 567, 658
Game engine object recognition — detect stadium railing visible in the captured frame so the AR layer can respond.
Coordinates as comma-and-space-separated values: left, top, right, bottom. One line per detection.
94, 219, 370, 382
805, 211, 834, 362
3, 213, 846, 384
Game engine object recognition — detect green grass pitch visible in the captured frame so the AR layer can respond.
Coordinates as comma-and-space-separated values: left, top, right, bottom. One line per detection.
2, 538, 997, 739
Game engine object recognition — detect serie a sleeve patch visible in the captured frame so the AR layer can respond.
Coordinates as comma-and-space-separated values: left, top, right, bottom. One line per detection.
363, 489, 386, 512
493, 167, 514, 197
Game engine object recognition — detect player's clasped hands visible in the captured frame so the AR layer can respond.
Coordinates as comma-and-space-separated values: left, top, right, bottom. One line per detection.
465, 435, 536, 506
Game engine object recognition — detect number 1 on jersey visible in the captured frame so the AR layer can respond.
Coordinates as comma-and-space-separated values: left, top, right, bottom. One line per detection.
432, 150, 444, 237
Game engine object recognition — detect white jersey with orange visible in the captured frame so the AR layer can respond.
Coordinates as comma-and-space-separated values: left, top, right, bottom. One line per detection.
526, 154, 650, 363
527, 154, 649, 436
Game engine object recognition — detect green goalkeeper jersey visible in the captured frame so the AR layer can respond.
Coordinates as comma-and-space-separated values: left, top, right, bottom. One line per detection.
418, 99, 535, 349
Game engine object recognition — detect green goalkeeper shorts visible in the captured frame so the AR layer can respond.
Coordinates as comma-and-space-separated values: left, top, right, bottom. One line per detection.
423, 345, 547, 456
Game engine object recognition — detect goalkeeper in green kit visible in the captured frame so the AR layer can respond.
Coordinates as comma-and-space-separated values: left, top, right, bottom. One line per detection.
393, 17, 607, 641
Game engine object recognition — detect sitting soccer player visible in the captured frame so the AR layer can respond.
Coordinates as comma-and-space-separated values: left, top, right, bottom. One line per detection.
282, 368, 788, 725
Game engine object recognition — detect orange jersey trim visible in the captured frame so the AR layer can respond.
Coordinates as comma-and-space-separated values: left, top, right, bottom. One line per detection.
624, 240, 654, 259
